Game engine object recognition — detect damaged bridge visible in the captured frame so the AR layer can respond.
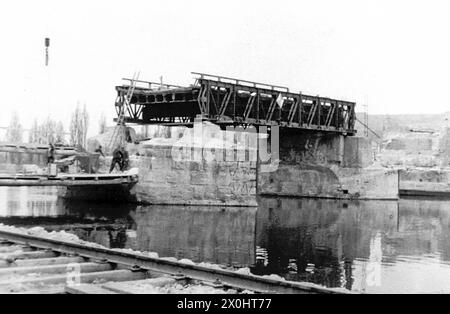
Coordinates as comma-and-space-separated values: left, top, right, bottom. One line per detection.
110, 72, 393, 205
114, 72, 356, 135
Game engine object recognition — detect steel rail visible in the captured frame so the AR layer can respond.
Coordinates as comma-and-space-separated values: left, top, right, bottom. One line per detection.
192, 72, 290, 92
0, 230, 352, 294
122, 78, 184, 89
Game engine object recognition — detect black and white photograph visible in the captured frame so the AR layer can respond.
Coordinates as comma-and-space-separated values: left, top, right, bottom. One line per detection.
0, 0, 449, 300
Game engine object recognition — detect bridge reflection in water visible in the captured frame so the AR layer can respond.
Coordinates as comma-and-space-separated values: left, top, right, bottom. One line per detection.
254, 197, 399, 292
2, 187, 450, 292
255, 197, 450, 293
130, 206, 256, 267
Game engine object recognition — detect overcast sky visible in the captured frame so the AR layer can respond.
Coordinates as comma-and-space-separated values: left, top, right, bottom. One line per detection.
1, 0, 449, 136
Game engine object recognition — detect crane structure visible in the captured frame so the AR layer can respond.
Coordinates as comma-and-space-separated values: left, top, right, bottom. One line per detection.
108, 72, 140, 150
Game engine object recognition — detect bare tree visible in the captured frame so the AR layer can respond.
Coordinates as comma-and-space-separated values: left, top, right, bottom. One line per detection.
81, 104, 89, 147
55, 121, 65, 144
70, 103, 89, 148
28, 119, 39, 143
99, 112, 107, 134
41, 117, 57, 144
27, 118, 67, 144
70, 105, 80, 146
6, 111, 23, 143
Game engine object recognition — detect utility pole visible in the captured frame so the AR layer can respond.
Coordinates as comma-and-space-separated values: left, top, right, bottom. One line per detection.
45, 38, 50, 66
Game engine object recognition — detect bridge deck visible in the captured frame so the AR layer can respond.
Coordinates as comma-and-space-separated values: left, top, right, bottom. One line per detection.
115, 73, 357, 135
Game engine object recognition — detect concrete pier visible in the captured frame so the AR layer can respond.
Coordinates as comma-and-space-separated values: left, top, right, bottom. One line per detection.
258, 130, 398, 200
129, 141, 258, 206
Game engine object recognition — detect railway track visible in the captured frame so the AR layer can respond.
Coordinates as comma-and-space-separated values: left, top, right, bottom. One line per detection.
0, 229, 351, 294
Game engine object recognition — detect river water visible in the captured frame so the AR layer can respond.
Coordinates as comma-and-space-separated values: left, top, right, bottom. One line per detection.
1, 186, 450, 293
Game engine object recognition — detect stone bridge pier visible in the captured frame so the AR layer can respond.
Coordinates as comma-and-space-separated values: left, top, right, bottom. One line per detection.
258, 130, 399, 200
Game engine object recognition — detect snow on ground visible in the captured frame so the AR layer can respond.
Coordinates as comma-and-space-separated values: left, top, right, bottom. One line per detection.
0, 224, 105, 249
234, 267, 252, 275
178, 258, 196, 265
110, 248, 159, 259
195, 262, 222, 271
107, 279, 239, 294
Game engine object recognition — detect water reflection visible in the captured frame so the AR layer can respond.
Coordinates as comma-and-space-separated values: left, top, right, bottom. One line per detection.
3, 187, 450, 293
0, 187, 133, 220
130, 206, 256, 266
0, 187, 257, 267
0, 187, 64, 217
253, 198, 398, 290
255, 197, 450, 293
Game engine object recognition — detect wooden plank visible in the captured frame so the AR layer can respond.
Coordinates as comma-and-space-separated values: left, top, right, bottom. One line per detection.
0, 262, 112, 279
0, 179, 133, 187
0, 245, 31, 253
0, 256, 84, 268
0, 172, 133, 180
66, 284, 118, 294
0, 250, 58, 262
10, 286, 66, 294
0, 270, 147, 288
0, 170, 138, 187
101, 277, 176, 294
